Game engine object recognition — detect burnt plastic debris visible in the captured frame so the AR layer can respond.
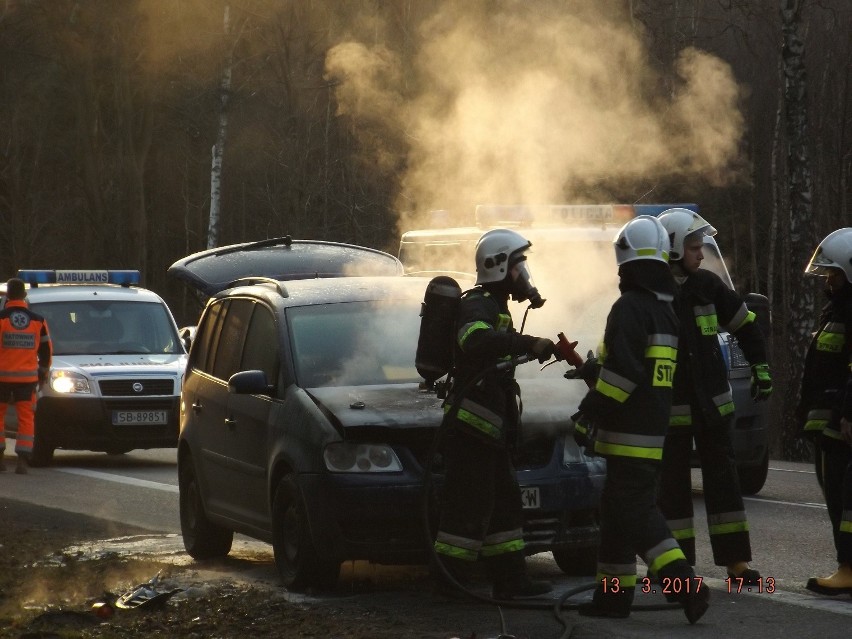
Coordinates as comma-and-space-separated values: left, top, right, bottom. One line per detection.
114, 570, 183, 610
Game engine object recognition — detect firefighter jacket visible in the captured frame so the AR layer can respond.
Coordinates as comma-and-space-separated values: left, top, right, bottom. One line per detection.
670, 269, 768, 430
0, 299, 52, 384
443, 287, 539, 446
577, 287, 679, 461
797, 284, 852, 441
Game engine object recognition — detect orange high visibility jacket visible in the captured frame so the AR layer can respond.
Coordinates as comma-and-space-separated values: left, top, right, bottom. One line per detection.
0, 299, 52, 384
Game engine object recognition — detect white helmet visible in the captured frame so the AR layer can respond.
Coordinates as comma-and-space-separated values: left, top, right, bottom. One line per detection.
805, 227, 852, 283
614, 215, 671, 266
657, 208, 717, 261
474, 228, 531, 285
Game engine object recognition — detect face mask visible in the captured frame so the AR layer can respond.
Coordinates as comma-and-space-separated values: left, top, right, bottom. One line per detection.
509, 258, 545, 308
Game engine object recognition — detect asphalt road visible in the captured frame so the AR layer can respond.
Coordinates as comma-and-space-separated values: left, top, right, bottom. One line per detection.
0, 447, 850, 638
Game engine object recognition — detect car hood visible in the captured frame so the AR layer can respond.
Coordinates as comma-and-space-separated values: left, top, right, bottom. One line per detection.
168, 237, 404, 296
306, 377, 585, 437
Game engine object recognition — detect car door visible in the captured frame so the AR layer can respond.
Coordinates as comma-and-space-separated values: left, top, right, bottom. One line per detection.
224, 301, 280, 530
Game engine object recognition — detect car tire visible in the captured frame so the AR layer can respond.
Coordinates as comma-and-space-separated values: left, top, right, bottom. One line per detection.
552, 547, 598, 576
179, 458, 233, 559
738, 450, 769, 496
29, 434, 54, 467
272, 475, 340, 591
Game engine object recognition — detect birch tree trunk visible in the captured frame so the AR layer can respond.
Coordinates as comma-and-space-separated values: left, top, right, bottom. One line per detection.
207, 3, 233, 250
780, 0, 817, 460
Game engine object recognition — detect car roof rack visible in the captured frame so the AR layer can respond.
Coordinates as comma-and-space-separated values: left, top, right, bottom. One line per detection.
227, 276, 289, 297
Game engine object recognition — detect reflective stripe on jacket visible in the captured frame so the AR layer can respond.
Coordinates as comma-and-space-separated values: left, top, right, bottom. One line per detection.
0, 300, 52, 384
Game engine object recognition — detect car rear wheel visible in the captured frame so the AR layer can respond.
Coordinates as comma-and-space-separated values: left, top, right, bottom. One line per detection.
552, 547, 598, 576
29, 433, 54, 467
737, 450, 769, 496
179, 458, 233, 559
272, 475, 340, 591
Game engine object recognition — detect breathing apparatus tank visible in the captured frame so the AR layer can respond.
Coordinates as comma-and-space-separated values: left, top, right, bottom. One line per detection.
415, 276, 462, 387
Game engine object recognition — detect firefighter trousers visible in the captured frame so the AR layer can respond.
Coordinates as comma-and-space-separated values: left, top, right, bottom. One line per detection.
592, 455, 691, 613
434, 428, 525, 563
658, 414, 752, 566
818, 435, 852, 565
0, 383, 37, 458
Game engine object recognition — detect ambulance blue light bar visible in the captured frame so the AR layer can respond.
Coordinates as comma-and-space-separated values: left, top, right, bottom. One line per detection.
17, 270, 141, 287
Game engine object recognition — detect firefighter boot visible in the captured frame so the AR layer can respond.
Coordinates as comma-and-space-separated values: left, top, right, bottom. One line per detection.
490, 551, 552, 600
431, 554, 474, 600
578, 581, 633, 619
727, 561, 761, 587
15, 455, 28, 475
0, 451, 5, 472
659, 561, 710, 624
806, 563, 852, 596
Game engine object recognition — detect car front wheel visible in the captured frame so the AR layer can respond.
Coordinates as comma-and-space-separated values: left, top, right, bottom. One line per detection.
179, 458, 233, 559
272, 474, 340, 591
738, 450, 769, 496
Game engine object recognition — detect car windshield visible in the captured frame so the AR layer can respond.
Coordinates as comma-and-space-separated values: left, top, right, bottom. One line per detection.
33, 300, 183, 355
288, 300, 421, 388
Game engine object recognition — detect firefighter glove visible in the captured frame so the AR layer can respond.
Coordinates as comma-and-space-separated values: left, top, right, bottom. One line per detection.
571, 411, 597, 454
563, 350, 600, 383
529, 337, 556, 364
750, 363, 772, 401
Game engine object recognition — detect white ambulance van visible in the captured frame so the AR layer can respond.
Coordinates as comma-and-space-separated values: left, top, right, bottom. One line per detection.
10, 269, 186, 466
399, 204, 772, 494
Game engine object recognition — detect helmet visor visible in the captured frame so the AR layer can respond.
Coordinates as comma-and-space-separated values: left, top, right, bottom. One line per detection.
509, 258, 544, 308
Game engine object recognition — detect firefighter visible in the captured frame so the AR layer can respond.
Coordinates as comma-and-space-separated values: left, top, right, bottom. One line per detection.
433, 228, 556, 600
655, 208, 770, 585
797, 228, 852, 595
0, 278, 52, 474
573, 215, 709, 623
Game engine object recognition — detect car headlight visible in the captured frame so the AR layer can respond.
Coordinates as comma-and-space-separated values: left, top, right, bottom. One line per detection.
50, 370, 92, 394
323, 443, 402, 473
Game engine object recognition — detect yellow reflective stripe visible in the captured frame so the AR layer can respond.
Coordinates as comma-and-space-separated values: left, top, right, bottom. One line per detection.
496, 313, 511, 332
728, 306, 754, 332
458, 320, 490, 347
594, 441, 662, 460
646, 345, 677, 359
648, 547, 687, 575
840, 521, 852, 534
480, 539, 524, 556
448, 406, 502, 439
816, 329, 845, 353
709, 521, 749, 535
671, 528, 696, 540
574, 422, 588, 435
823, 428, 843, 441
434, 541, 478, 561
595, 378, 630, 403
804, 419, 827, 432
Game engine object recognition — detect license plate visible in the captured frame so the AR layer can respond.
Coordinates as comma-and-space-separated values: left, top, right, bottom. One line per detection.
112, 410, 168, 425
520, 486, 540, 509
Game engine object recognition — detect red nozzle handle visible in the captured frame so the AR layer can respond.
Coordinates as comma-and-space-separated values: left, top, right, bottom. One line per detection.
556, 332, 584, 368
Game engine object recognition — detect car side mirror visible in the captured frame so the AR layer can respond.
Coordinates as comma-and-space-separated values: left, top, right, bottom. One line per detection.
228, 370, 274, 396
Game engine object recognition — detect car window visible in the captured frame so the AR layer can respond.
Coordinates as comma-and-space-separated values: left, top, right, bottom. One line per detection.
241, 304, 279, 383
211, 299, 254, 381
33, 300, 182, 355
287, 300, 421, 388
191, 299, 227, 374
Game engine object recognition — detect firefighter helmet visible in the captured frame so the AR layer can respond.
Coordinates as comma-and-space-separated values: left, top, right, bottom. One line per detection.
805, 227, 852, 284
657, 208, 717, 261
474, 228, 532, 285
614, 215, 670, 266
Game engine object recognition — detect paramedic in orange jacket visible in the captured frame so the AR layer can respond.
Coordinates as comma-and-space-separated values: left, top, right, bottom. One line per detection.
0, 278, 52, 474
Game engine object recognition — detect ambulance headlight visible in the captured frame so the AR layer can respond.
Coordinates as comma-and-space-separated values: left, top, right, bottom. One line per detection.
50, 370, 92, 394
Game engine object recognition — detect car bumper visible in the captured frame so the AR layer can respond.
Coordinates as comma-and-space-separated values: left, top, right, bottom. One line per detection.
35, 396, 179, 451
299, 440, 605, 564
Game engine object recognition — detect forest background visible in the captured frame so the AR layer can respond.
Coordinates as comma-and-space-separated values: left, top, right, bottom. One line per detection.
0, 0, 849, 459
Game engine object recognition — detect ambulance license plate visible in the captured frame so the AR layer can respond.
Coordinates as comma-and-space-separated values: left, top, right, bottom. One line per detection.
112, 410, 167, 425
520, 486, 540, 509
